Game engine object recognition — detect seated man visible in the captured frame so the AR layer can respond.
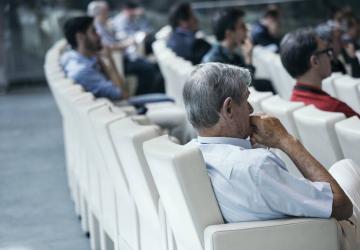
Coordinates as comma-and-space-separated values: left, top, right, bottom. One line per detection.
251, 7, 281, 52
167, 2, 211, 65
61, 16, 126, 101
202, 9, 275, 93
88, 1, 164, 95
316, 22, 360, 78
61, 16, 171, 105
280, 28, 359, 117
183, 62, 360, 249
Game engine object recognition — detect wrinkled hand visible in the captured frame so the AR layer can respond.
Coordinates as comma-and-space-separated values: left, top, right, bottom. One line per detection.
344, 43, 356, 58
250, 114, 290, 148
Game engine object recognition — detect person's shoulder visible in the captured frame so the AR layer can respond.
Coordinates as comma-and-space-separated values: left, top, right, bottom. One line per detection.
201, 45, 222, 63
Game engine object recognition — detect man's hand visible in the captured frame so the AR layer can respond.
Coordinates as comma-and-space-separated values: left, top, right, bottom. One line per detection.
344, 43, 356, 58
250, 114, 290, 148
242, 38, 254, 65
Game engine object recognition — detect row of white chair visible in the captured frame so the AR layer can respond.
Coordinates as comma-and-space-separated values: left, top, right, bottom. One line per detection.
45, 40, 174, 250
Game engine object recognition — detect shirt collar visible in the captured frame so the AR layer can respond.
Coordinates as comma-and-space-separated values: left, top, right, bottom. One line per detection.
197, 136, 252, 149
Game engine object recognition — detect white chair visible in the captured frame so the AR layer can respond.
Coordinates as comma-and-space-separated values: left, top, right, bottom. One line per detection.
261, 95, 305, 177
143, 135, 339, 250
74, 98, 112, 250
109, 117, 167, 250
293, 105, 345, 168
322, 72, 344, 98
89, 105, 139, 250
333, 75, 360, 113
272, 56, 296, 100
248, 88, 273, 113
335, 116, 360, 166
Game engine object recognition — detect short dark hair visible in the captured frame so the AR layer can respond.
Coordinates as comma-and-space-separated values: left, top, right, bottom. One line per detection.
168, 2, 192, 29
280, 28, 318, 78
123, 1, 140, 9
212, 9, 245, 41
63, 16, 93, 49
263, 9, 279, 19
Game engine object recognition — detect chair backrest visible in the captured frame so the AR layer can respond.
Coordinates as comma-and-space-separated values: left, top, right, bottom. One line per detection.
335, 116, 360, 166
109, 117, 163, 250
272, 56, 296, 100
260, 95, 304, 138
89, 105, 139, 249
252, 46, 272, 80
293, 105, 345, 168
321, 72, 343, 98
333, 75, 360, 113
248, 88, 273, 113
144, 135, 224, 250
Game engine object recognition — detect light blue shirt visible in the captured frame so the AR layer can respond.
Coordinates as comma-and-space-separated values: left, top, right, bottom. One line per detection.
60, 50, 122, 100
188, 136, 333, 223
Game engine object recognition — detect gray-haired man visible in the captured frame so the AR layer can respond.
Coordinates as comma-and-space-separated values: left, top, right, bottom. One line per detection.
184, 62, 360, 249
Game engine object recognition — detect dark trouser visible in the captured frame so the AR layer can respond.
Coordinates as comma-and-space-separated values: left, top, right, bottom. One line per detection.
252, 78, 276, 94
124, 56, 164, 95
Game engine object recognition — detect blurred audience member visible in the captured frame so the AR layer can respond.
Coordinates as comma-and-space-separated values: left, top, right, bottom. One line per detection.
316, 22, 360, 78
203, 9, 275, 93
280, 28, 359, 117
61, 16, 126, 101
111, 1, 151, 40
167, 2, 211, 64
251, 6, 281, 52
88, 1, 163, 94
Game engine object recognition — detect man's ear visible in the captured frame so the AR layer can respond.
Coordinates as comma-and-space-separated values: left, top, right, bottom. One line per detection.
75, 32, 84, 44
225, 29, 233, 40
310, 54, 319, 68
220, 97, 233, 119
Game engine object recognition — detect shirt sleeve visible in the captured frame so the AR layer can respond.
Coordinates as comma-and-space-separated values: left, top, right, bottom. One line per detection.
255, 152, 333, 218
69, 64, 123, 101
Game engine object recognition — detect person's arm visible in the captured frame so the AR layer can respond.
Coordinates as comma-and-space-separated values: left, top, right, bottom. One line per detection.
343, 43, 360, 78
250, 114, 353, 220
98, 48, 129, 98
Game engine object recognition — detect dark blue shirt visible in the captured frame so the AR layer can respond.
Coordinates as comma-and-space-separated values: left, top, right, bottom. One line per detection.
167, 27, 196, 63
202, 44, 255, 75
251, 22, 279, 52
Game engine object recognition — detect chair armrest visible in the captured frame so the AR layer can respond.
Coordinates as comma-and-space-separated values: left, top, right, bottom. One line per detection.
204, 218, 340, 250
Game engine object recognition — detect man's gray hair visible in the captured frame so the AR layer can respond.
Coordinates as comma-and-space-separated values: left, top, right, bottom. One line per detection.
87, 1, 108, 17
183, 62, 251, 130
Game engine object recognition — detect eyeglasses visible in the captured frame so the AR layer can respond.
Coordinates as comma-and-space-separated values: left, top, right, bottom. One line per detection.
313, 48, 334, 58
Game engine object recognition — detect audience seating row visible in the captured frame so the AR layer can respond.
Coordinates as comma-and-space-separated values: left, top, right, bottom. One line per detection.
44, 39, 360, 250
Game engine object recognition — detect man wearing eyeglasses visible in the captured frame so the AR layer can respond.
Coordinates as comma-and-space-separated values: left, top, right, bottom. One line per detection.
280, 28, 359, 118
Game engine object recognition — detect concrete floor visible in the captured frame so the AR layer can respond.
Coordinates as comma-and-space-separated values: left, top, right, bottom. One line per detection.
0, 86, 90, 250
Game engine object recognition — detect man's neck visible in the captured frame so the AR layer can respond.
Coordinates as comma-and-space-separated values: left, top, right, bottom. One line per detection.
77, 46, 96, 58
221, 40, 236, 53
296, 72, 323, 88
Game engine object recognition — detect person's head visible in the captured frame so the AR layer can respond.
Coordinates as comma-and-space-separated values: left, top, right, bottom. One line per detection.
341, 16, 360, 41
168, 2, 198, 32
183, 63, 253, 138
212, 8, 246, 46
280, 28, 333, 81
316, 22, 342, 56
87, 1, 109, 22
63, 16, 102, 52
261, 8, 280, 36
122, 1, 143, 20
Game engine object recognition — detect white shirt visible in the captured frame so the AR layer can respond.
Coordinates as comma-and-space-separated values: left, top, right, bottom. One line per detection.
188, 136, 333, 223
